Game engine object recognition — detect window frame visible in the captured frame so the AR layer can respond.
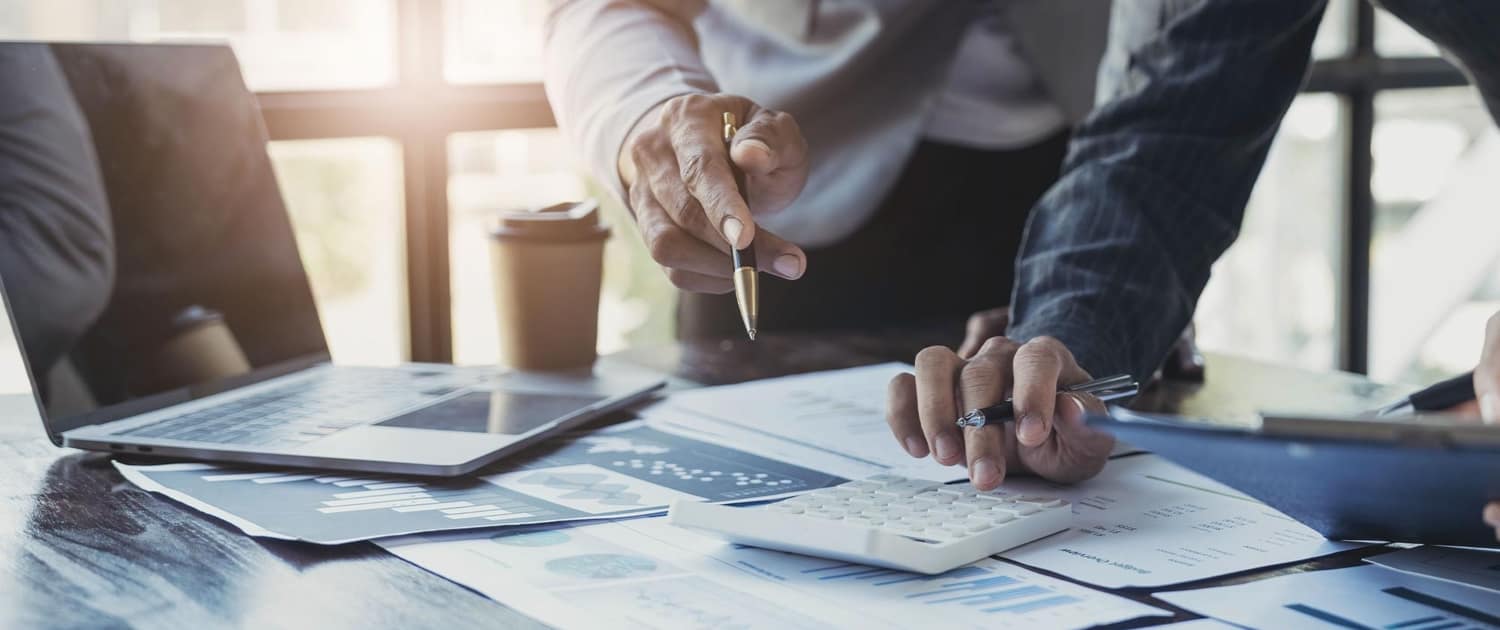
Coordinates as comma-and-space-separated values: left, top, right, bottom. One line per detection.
258, 0, 1469, 371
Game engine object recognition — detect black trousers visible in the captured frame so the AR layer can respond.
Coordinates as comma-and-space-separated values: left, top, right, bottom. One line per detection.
677, 131, 1069, 339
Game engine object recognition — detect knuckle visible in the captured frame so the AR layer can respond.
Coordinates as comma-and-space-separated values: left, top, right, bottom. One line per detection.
978, 335, 1018, 356
644, 225, 685, 266
959, 359, 1002, 389
915, 345, 957, 370
664, 268, 695, 290
677, 151, 719, 190
888, 372, 916, 395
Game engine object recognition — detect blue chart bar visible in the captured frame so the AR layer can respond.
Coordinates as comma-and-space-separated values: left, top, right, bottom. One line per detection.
908, 577, 1023, 600
872, 565, 988, 586
983, 595, 1082, 614
799, 562, 991, 587
1385, 616, 1444, 629
924, 585, 1048, 606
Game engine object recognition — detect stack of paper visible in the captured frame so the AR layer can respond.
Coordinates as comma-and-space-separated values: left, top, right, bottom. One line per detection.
117, 363, 1428, 630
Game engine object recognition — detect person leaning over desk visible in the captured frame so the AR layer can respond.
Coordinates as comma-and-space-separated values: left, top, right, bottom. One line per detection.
881, 0, 1500, 532
544, 0, 1118, 336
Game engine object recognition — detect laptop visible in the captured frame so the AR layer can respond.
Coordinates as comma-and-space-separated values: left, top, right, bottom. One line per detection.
0, 42, 663, 476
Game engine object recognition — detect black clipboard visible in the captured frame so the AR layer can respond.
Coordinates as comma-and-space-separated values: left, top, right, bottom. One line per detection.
1088, 410, 1500, 547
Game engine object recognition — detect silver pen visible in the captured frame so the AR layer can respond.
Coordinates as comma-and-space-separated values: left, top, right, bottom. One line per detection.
955, 374, 1140, 429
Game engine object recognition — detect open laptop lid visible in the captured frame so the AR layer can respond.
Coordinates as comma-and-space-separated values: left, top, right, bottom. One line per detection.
0, 42, 329, 444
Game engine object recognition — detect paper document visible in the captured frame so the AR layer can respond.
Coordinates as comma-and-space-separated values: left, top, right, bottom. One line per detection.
1366, 546, 1500, 595
1156, 565, 1500, 629
378, 517, 1169, 629
993, 454, 1359, 588
117, 420, 843, 544
652, 363, 963, 480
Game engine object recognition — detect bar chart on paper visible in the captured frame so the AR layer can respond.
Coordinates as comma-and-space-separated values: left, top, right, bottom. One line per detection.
1157, 565, 1500, 630
379, 518, 1168, 630
117, 421, 844, 543
722, 553, 1164, 628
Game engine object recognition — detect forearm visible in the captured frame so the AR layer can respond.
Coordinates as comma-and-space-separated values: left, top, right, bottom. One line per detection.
1007, 0, 1327, 381
544, 0, 717, 204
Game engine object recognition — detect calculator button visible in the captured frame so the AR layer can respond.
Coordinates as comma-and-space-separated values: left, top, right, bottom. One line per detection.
1002, 504, 1040, 516
868, 474, 906, 485
841, 481, 882, 491
805, 509, 841, 519
1014, 496, 1066, 508
965, 521, 992, 533
988, 512, 1015, 525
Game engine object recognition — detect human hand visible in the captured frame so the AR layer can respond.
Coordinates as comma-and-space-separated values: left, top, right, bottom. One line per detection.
1485, 502, 1500, 542
618, 93, 809, 293
886, 337, 1116, 490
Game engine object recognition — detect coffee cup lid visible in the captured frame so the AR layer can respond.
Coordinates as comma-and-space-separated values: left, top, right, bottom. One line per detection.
490, 200, 609, 242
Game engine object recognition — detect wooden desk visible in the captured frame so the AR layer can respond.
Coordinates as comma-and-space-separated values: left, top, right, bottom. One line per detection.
0, 330, 1411, 628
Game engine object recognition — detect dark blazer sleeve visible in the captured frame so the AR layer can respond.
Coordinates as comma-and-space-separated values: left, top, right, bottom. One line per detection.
1006, 0, 1326, 380
0, 45, 114, 379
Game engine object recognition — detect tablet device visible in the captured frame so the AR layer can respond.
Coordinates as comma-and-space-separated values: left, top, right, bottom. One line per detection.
1089, 410, 1500, 547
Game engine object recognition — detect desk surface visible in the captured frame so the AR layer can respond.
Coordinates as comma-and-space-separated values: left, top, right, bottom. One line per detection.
0, 329, 1410, 628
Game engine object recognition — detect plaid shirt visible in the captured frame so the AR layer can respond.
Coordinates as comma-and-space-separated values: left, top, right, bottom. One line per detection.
1007, 0, 1500, 381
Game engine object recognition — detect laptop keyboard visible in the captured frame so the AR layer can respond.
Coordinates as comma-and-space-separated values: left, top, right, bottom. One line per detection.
115, 369, 470, 448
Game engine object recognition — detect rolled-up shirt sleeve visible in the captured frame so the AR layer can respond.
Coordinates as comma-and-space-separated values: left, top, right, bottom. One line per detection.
544, 0, 719, 205
1006, 0, 1326, 381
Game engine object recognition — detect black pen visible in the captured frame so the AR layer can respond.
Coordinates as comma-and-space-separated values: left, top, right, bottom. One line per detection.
955, 374, 1140, 429
723, 112, 758, 340
1375, 370, 1475, 416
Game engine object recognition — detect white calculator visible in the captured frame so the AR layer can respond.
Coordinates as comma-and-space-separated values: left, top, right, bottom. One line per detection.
667, 474, 1070, 575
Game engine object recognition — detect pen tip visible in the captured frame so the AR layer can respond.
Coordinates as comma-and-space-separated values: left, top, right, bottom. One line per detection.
747, 328, 757, 341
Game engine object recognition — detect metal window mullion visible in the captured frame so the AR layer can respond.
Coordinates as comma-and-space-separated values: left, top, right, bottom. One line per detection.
395, 0, 454, 363
1339, 1, 1377, 374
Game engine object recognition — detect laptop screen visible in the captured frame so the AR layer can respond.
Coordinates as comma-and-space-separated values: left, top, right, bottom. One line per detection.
0, 43, 328, 441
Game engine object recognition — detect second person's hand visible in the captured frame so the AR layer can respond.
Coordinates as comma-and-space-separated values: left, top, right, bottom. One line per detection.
886, 337, 1116, 490
619, 93, 810, 294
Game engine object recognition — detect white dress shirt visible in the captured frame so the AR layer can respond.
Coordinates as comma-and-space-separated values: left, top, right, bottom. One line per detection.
543, 0, 1103, 247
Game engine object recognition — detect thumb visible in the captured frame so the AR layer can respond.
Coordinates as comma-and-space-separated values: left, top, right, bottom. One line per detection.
731, 109, 807, 177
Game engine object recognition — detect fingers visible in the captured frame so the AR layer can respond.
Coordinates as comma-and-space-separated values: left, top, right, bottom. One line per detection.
958, 307, 1011, 359
732, 109, 805, 175
958, 342, 1012, 490
751, 228, 806, 280
665, 102, 754, 250
914, 346, 964, 466
732, 109, 809, 215
1010, 337, 1069, 448
1052, 393, 1116, 479
632, 181, 737, 282
1477, 312, 1500, 423
643, 165, 806, 280
887, 373, 927, 458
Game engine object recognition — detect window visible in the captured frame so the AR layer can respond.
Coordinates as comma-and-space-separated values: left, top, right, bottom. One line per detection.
0, 0, 398, 90
443, 0, 546, 84
269, 138, 409, 366
1368, 89, 1499, 384
0, 1, 1485, 381
1196, 96, 1344, 371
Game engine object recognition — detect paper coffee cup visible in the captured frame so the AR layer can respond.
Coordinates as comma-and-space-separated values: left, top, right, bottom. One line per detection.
489, 200, 610, 371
